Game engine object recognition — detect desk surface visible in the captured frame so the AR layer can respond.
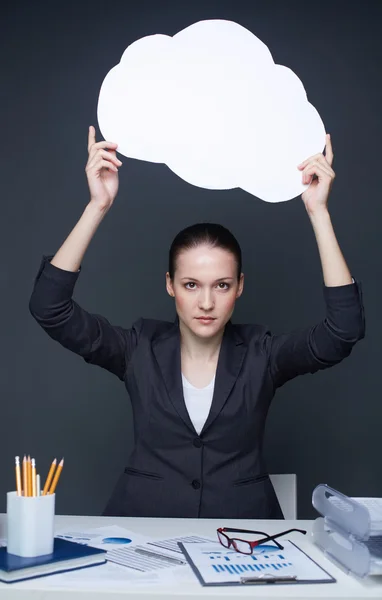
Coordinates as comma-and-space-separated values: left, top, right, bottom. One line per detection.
0, 514, 381, 599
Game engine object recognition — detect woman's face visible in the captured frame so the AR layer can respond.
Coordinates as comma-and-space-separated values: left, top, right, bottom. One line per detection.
166, 244, 244, 338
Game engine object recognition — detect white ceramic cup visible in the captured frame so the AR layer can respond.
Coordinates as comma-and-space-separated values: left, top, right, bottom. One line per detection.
6, 491, 55, 557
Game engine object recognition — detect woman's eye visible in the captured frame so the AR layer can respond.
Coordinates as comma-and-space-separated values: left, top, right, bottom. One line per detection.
185, 282, 196, 289
218, 283, 229, 289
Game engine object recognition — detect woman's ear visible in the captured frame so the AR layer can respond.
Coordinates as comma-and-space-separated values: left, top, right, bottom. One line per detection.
166, 272, 175, 297
236, 273, 244, 298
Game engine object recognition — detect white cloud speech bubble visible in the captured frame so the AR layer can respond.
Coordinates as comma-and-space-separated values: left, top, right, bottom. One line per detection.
97, 19, 326, 202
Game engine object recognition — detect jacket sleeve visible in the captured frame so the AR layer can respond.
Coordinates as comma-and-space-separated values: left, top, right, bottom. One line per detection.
265, 280, 365, 389
29, 255, 142, 381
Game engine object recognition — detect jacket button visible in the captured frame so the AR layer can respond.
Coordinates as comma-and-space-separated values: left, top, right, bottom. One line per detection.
193, 438, 203, 448
191, 479, 201, 489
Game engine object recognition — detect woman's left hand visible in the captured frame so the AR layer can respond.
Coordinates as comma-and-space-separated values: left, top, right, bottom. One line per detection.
298, 133, 335, 215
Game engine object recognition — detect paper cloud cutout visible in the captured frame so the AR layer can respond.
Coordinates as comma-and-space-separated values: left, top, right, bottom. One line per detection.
97, 19, 326, 202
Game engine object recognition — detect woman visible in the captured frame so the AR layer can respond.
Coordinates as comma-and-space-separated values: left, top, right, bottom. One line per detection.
29, 127, 365, 519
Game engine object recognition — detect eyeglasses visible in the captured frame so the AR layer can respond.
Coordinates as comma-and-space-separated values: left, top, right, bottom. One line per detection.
217, 527, 307, 554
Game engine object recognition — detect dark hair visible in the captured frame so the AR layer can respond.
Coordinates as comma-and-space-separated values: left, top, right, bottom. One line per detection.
168, 223, 242, 281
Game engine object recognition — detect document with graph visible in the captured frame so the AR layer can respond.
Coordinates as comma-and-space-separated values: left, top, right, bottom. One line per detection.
178, 541, 335, 586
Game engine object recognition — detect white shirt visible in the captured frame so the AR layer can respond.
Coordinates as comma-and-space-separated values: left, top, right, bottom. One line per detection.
182, 373, 215, 435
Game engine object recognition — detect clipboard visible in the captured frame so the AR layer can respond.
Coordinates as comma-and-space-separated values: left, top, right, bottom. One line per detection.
178, 540, 336, 586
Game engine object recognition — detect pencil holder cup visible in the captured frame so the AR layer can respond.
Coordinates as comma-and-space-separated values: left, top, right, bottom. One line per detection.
6, 491, 55, 557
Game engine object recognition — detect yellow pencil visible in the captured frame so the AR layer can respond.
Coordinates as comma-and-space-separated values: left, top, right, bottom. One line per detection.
31, 458, 37, 497
48, 458, 64, 494
15, 456, 22, 496
22, 455, 27, 496
42, 458, 57, 496
27, 455, 32, 497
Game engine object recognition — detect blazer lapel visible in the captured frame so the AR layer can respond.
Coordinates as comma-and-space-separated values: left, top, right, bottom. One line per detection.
152, 318, 247, 436
200, 321, 247, 435
152, 319, 196, 433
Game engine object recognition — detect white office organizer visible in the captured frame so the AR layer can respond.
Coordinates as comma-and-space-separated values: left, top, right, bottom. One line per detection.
312, 517, 382, 578
311, 484, 382, 578
312, 484, 382, 540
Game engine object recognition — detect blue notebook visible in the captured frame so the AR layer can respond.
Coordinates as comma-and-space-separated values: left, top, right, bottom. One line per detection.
0, 537, 107, 583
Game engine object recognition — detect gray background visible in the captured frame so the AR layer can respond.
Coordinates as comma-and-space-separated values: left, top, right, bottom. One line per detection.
1, 0, 381, 518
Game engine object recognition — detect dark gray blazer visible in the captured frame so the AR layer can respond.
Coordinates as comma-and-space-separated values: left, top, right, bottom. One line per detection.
29, 256, 365, 519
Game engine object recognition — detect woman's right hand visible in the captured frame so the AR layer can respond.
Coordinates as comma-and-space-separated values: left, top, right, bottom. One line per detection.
85, 126, 122, 211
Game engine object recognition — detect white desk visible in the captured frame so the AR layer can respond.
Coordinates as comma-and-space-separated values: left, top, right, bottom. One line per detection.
0, 515, 381, 599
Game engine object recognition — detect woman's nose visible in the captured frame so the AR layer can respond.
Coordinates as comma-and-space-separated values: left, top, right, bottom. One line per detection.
198, 291, 214, 310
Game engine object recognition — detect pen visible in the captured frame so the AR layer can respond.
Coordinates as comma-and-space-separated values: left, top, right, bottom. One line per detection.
31, 458, 37, 497
15, 456, 22, 496
48, 458, 64, 494
36, 473, 41, 496
42, 458, 57, 495
134, 547, 186, 565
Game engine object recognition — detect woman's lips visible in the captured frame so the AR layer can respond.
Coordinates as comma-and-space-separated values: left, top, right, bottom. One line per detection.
196, 317, 216, 324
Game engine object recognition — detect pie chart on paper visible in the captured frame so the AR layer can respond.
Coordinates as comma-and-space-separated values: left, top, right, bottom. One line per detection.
101, 537, 132, 544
